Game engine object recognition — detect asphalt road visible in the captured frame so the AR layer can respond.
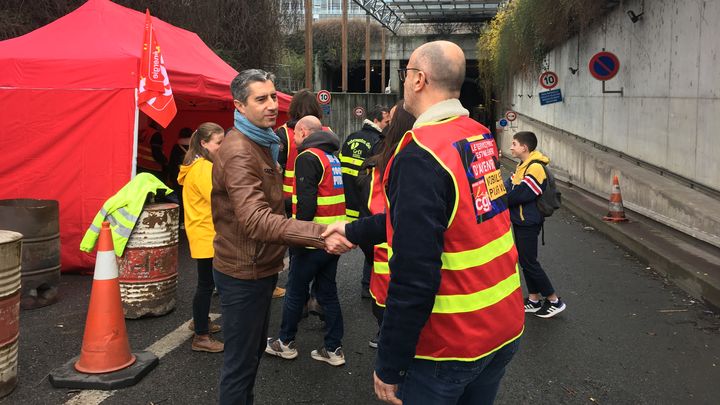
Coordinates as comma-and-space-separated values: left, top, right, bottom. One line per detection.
2, 208, 720, 404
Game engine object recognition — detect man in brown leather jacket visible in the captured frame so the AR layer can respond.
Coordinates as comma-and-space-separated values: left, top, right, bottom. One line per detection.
211, 69, 351, 405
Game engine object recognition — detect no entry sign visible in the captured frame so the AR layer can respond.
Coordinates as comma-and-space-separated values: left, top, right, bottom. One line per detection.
317, 90, 331, 105
505, 111, 517, 122
589, 51, 620, 81
539, 71, 558, 89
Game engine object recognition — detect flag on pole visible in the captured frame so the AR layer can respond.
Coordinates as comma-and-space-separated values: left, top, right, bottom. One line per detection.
138, 9, 176, 128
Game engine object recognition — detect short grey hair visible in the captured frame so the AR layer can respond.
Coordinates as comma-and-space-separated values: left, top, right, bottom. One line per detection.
231, 69, 276, 103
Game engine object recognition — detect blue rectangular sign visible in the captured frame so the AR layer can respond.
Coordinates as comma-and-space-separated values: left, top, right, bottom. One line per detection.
322, 104, 332, 116
539, 89, 563, 106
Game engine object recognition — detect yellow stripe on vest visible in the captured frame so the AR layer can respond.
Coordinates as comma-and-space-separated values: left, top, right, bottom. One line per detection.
374, 261, 390, 274
341, 167, 359, 176
385, 230, 514, 272
440, 230, 514, 271
313, 215, 348, 225
284, 169, 295, 178
431, 270, 520, 314
292, 195, 345, 205
340, 155, 365, 166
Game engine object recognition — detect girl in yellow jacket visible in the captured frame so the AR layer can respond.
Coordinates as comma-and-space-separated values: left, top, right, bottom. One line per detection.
177, 122, 225, 353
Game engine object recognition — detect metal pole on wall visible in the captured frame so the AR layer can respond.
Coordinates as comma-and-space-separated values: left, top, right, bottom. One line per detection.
381, 30, 386, 93
342, 0, 348, 92
304, 0, 313, 90
365, 15, 370, 93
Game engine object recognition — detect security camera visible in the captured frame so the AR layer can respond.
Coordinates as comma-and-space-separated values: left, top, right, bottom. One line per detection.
627, 10, 643, 23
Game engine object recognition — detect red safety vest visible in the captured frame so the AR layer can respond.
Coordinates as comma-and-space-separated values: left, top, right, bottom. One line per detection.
367, 167, 390, 306
383, 116, 524, 361
280, 124, 298, 199
137, 129, 163, 172
291, 147, 346, 225
281, 124, 332, 199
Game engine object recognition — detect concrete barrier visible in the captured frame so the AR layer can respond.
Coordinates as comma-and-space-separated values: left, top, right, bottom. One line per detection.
497, 116, 720, 249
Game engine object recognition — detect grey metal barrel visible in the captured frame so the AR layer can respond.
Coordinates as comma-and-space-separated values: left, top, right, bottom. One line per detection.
0, 199, 60, 309
0, 230, 22, 398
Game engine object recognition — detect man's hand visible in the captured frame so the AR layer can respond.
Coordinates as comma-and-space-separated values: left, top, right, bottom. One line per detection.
321, 221, 348, 238
373, 372, 401, 405
323, 231, 355, 255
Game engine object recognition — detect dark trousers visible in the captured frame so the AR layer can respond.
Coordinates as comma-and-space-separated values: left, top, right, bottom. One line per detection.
280, 248, 343, 350
513, 224, 555, 297
372, 301, 384, 329
360, 244, 373, 291
213, 269, 277, 405
192, 258, 215, 335
397, 338, 520, 405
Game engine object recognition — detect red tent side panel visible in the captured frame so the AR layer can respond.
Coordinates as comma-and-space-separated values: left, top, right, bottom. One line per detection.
0, 88, 135, 271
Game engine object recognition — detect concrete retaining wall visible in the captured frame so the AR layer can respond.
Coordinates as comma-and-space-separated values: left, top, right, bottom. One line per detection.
507, 0, 720, 192
497, 117, 720, 248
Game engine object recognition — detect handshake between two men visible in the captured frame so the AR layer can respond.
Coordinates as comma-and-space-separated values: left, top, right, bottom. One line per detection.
321, 221, 354, 255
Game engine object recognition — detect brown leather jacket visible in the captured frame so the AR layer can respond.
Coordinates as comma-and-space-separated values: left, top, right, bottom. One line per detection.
211, 128, 326, 280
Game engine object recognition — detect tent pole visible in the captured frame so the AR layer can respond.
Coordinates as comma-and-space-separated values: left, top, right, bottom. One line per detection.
132, 88, 139, 178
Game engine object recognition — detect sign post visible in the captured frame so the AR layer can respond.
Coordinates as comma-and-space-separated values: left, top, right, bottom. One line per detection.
317, 90, 331, 105
538, 71, 562, 105
353, 106, 366, 119
539, 71, 559, 90
589, 51, 623, 96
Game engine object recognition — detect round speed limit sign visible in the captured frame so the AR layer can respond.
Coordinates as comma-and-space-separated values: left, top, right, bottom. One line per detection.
505, 111, 517, 122
317, 90, 331, 105
539, 71, 558, 89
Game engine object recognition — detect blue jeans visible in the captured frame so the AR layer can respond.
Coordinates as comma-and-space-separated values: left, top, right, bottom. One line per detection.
397, 338, 521, 405
514, 224, 555, 297
279, 248, 343, 350
213, 269, 277, 405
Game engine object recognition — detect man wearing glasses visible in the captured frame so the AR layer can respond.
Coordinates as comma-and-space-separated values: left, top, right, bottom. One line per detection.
325, 41, 523, 405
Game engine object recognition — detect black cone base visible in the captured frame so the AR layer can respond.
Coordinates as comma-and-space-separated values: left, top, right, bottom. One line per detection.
48, 351, 158, 390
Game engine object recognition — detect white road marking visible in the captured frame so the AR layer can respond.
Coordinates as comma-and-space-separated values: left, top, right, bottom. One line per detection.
63, 313, 221, 405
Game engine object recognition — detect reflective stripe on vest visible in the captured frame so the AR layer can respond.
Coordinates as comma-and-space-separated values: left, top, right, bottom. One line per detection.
282, 125, 333, 198
291, 148, 346, 225
137, 130, 163, 172
281, 124, 298, 198
367, 168, 391, 306
383, 116, 524, 361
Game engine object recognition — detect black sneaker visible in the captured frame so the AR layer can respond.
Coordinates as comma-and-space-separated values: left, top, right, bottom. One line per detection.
524, 298, 542, 313
535, 299, 566, 318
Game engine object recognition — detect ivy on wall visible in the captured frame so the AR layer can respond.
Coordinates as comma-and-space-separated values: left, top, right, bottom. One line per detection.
477, 0, 617, 98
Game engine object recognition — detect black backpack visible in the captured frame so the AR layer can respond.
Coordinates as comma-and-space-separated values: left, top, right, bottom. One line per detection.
523, 160, 562, 217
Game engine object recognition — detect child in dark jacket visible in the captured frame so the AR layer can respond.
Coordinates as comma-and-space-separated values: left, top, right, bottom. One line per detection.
505, 131, 566, 318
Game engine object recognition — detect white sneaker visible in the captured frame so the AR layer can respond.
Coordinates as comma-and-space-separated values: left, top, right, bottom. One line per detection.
265, 338, 298, 359
311, 347, 345, 366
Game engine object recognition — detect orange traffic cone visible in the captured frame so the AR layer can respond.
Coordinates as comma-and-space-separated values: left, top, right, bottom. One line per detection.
75, 221, 136, 373
49, 222, 158, 389
603, 175, 629, 222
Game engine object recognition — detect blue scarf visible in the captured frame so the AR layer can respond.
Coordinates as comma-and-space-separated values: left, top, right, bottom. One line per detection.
234, 110, 280, 162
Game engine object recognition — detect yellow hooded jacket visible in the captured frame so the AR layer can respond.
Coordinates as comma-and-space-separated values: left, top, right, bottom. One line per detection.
178, 157, 215, 259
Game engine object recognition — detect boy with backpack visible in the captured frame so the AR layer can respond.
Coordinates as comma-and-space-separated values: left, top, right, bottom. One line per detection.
505, 131, 566, 318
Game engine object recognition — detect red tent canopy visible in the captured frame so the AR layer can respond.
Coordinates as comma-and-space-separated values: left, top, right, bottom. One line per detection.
0, 0, 291, 271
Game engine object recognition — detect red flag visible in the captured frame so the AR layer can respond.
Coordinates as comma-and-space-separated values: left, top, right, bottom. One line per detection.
138, 9, 176, 128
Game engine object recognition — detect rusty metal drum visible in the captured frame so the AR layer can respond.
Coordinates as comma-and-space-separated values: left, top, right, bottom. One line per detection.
117, 203, 179, 319
0, 230, 22, 398
0, 199, 60, 310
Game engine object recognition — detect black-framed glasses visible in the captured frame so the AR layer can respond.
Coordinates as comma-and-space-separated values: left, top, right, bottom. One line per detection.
398, 67, 429, 84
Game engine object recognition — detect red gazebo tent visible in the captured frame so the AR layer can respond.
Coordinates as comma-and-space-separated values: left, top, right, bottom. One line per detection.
0, 0, 291, 271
